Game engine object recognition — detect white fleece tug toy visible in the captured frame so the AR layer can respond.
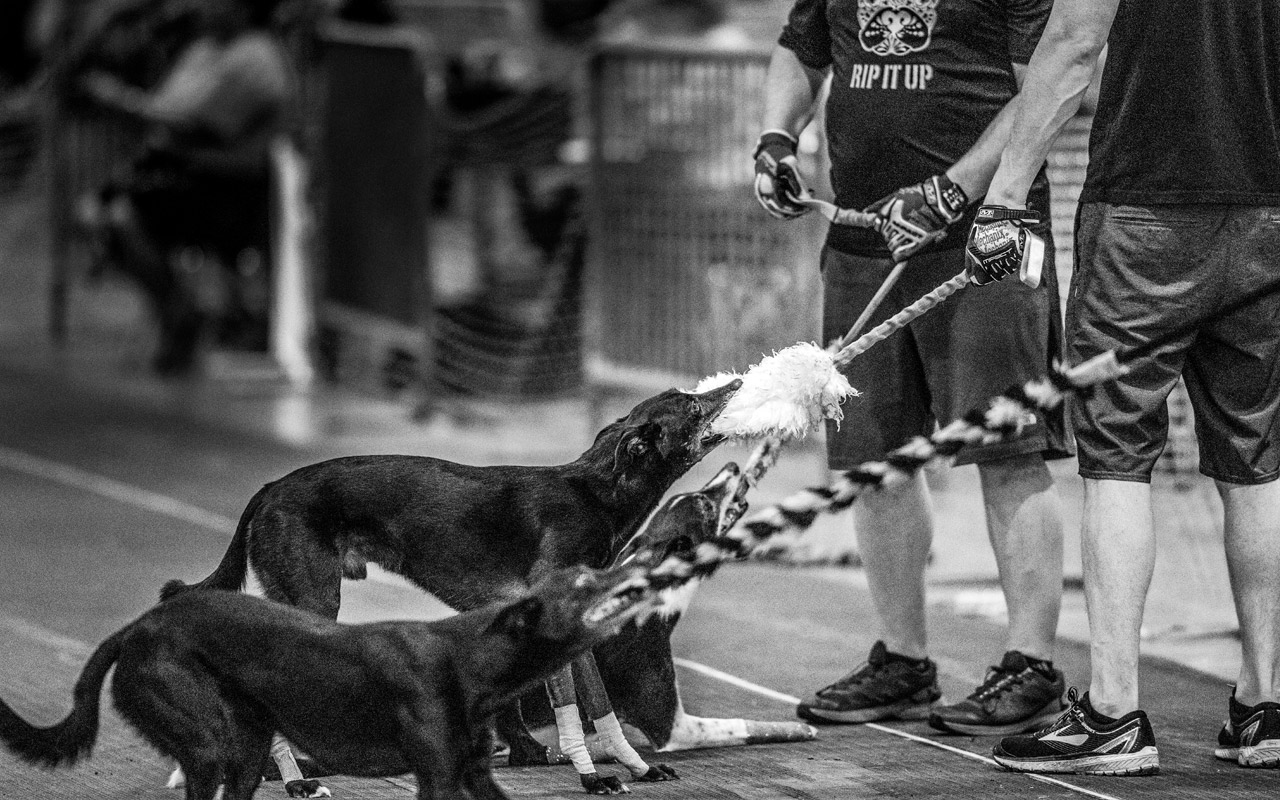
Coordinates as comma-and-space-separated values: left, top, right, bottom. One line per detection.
695, 342, 857, 441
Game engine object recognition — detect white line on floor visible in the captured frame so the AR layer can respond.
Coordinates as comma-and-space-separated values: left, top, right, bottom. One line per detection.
0, 444, 238, 532
674, 656, 1127, 800
0, 444, 416, 590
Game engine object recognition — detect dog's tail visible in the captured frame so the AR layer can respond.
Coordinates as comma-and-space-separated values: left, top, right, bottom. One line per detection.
160, 483, 269, 601
0, 626, 125, 768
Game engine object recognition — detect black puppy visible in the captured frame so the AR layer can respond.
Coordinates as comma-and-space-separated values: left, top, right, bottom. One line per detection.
0, 565, 660, 800
160, 382, 740, 781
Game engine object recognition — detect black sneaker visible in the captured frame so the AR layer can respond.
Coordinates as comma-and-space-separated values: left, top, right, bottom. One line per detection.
992, 688, 1159, 776
929, 651, 1066, 736
1214, 690, 1280, 768
796, 640, 941, 724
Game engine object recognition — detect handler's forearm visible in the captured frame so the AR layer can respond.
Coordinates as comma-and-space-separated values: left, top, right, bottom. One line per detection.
986, 0, 1117, 207
761, 45, 826, 138
944, 89, 1026, 202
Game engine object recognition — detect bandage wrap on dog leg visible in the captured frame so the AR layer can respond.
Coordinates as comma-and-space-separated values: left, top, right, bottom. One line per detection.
594, 711, 650, 776
554, 705, 597, 775
271, 735, 306, 784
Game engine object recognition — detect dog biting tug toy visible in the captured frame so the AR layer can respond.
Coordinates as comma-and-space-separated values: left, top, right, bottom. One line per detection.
696, 342, 857, 441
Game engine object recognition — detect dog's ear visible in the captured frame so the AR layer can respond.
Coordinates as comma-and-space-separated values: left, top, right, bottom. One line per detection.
612, 427, 651, 474
489, 597, 544, 638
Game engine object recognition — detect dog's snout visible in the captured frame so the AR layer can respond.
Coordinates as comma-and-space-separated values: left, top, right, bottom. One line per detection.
702, 462, 741, 500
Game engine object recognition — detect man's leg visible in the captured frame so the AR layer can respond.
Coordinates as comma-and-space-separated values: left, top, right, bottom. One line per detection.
855, 470, 933, 659
1082, 478, 1155, 717
979, 453, 1063, 661
1220, 479, 1280, 705
928, 453, 1067, 736
989, 476, 1161, 776
796, 469, 941, 724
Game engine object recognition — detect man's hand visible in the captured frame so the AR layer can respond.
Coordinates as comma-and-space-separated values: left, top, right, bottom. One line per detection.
753, 130, 809, 220
964, 205, 1045, 287
865, 174, 969, 262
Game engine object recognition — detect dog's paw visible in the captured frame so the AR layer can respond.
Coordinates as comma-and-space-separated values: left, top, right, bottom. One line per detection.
507, 743, 562, 766
580, 773, 629, 795
633, 764, 678, 782
285, 779, 331, 798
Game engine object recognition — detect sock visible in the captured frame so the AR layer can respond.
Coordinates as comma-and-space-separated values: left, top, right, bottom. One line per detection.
1080, 692, 1119, 724
1023, 655, 1056, 680
884, 649, 931, 669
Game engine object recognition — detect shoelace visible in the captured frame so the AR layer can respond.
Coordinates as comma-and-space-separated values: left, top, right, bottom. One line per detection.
1027, 687, 1085, 737
822, 656, 909, 694
970, 666, 1026, 703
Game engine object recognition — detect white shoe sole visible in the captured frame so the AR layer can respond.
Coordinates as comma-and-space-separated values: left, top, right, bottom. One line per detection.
993, 745, 1160, 776
1240, 740, 1280, 768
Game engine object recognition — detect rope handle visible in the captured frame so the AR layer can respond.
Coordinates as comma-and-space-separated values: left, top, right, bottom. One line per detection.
833, 270, 969, 368
731, 269, 970, 496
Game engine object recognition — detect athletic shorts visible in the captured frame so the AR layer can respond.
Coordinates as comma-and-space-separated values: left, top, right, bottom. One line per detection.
1069, 203, 1280, 484
821, 234, 1073, 471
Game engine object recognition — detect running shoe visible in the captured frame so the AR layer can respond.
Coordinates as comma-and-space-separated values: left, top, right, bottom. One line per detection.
929, 650, 1066, 735
796, 640, 941, 724
991, 688, 1159, 776
1214, 690, 1280, 768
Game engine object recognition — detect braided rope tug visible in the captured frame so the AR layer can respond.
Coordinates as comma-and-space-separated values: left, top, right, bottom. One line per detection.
658, 348, 1130, 579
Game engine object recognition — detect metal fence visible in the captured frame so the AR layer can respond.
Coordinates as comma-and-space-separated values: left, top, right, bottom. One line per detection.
586, 43, 826, 389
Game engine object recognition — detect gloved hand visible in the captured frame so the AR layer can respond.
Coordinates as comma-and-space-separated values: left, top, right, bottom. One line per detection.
753, 130, 809, 220
964, 205, 1046, 287
865, 174, 969, 262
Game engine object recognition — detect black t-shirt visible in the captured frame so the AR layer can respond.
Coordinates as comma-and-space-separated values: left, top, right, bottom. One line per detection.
1082, 0, 1280, 205
780, 0, 1052, 256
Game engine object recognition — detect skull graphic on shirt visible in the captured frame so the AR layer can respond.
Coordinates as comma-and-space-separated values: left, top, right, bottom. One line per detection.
858, 0, 938, 56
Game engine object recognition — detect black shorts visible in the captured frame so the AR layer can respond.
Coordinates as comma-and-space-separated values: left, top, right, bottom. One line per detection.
821, 236, 1073, 470
1069, 203, 1280, 484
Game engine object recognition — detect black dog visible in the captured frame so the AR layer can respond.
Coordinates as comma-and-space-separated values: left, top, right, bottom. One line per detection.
160, 383, 740, 777
0, 565, 660, 800
520, 465, 817, 752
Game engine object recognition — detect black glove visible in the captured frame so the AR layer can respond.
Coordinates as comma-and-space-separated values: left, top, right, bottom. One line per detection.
865, 174, 969, 262
753, 130, 808, 220
964, 205, 1045, 287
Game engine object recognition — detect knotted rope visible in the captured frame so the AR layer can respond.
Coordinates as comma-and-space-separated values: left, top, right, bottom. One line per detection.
655, 351, 1126, 582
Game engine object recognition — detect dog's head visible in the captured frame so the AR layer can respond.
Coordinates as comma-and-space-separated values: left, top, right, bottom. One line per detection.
613, 462, 744, 567
610, 462, 746, 617
486, 564, 657, 655
602, 380, 742, 482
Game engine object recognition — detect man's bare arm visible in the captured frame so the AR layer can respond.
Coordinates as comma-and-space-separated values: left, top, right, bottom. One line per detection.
944, 63, 1032, 200
761, 44, 827, 138
986, 0, 1120, 208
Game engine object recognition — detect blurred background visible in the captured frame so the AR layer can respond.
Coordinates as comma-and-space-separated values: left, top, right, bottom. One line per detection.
0, 2, 1247, 762
1, 0, 1145, 432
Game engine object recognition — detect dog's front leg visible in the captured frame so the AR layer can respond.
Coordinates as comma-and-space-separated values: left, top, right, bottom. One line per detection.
572, 654, 677, 784
495, 700, 560, 766
546, 665, 627, 794
465, 726, 513, 800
